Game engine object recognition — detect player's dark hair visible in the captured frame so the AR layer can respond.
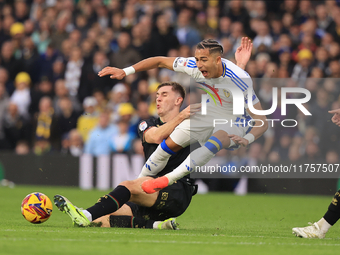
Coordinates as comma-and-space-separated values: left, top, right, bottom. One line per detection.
157, 82, 186, 105
196, 39, 223, 55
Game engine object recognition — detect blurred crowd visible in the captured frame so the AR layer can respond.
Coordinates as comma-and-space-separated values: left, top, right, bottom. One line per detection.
0, 0, 340, 164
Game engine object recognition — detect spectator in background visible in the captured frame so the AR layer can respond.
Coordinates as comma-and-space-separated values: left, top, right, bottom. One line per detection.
29, 77, 54, 116
10, 23, 25, 59
306, 89, 331, 152
61, 129, 83, 157
175, 9, 201, 48
14, 0, 29, 23
291, 49, 313, 87
111, 32, 141, 69
84, 111, 118, 156
3, 102, 31, 150
68, 129, 84, 157
31, 18, 51, 54
53, 79, 81, 116
79, 51, 112, 101
21, 37, 40, 84
108, 83, 129, 122
10, 72, 31, 120
93, 89, 107, 114
81, 39, 95, 64
50, 11, 69, 51
1, 40, 23, 82
64, 46, 84, 100
131, 23, 151, 59
96, 34, 114, 61
0, 82, 9, 148
228, 21, 245, 53
0, 68, 13, 96
51, 58, 65, 83
149, 14, 179, 56
76, 96, 98, 142
57, 97, 81, 138
117, 102, 135, 129
32, 96, 60, 154
316, 4, 332, 32
38, 43, 59, 81
110, 119, 136, 153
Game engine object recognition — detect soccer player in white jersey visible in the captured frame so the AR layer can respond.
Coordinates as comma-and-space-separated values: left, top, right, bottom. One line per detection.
292, 108, 340, 239
99, 38, 268, 193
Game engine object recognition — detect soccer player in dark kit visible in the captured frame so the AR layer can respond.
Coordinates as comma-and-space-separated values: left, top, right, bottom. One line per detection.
54, 38, 252, 229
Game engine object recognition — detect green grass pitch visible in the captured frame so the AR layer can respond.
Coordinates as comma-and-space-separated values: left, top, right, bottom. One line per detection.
1, 185, 339, 255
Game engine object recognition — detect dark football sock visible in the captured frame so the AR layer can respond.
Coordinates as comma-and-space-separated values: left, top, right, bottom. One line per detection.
109, 215, 154, 229
323, 189, 340, 225
86, 185, 131, 221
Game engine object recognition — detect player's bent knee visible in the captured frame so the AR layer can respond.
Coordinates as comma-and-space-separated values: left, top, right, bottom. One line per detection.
119, 180, 135, 193
120, 180, 143, 196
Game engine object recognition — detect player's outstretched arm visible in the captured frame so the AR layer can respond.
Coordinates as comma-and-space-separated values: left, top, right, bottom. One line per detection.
235, 37, 253, 70
329, 108, 340, 127
145, 104, 201, 144
229, 102, 268, 147
98, 57, 177, 79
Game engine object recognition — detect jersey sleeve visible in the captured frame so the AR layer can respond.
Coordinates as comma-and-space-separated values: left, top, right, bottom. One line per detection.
232, 68, 259, 109
173, 57, 202, 79
244, 86, 260, 109
137, 117, 157, 142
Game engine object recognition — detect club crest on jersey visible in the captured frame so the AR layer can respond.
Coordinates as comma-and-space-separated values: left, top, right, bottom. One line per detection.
223, 89, 230, 98
139, 121, 148, 131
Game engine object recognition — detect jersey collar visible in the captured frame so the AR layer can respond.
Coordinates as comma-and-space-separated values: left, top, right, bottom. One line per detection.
222, 61, 227, 77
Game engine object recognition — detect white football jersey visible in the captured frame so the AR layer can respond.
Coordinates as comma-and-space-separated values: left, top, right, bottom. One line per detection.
173, 57, 259, 124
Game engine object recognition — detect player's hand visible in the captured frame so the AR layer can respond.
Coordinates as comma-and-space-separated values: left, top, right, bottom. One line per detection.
98, 66, 126, 80
228, 134, 249, 147
329, 108, 340, 126
180, 103, 201, 119
235, 37, 253, 70
189, 103, 202, 116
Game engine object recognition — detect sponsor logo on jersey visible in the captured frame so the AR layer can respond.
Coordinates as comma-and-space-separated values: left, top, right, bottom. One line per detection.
139, 121, 148, 131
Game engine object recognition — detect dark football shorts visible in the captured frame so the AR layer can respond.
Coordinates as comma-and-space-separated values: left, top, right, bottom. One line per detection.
126, 178, 196, 221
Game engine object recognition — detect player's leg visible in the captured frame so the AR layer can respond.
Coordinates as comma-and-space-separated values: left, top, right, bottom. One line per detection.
138, 120, 192, 177
142, 130, 232, 194
94, 199, 179, 229
54, 177, 157, 226
107, 179, 193, 228
95, 214, 178, 230
292, 189, 340, 239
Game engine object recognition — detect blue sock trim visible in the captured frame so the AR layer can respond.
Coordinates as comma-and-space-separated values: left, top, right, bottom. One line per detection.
160, 140, 176, 155
205, 141, 219, 154
209, 136, 223, 149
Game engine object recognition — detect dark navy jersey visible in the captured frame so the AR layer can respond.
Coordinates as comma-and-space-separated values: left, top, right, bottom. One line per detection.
138, 117, 199, 178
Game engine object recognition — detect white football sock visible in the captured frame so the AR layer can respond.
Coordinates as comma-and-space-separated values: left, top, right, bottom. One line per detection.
138, 144, 172, 177
165, 146, 215, 185
82, 209, 92, 222
153, 221, 161, 229
317, 217, 332, 233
